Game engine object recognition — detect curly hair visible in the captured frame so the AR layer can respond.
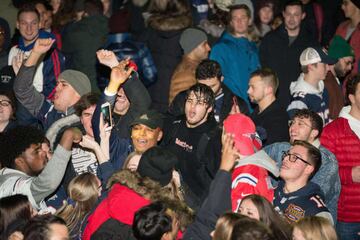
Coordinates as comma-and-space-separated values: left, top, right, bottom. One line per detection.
0, 126, 45, 169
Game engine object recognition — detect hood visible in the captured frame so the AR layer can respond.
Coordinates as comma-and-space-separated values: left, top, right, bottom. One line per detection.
18, 30, 56, 51
339, 106, 360, 138
77, 15, 109, 36
147, 13, 192, 31
289, 73, 324, 95
235, 150, 279, 177
0, 18, 11, 52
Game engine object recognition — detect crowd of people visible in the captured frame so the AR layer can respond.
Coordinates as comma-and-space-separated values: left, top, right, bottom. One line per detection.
0, 0, 359, 239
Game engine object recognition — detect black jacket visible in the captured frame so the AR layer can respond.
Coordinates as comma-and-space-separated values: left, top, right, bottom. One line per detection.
250, 100, 289, 146
259, 24, 319, 108
168, 84, 250, 123
183, 170, 232, 240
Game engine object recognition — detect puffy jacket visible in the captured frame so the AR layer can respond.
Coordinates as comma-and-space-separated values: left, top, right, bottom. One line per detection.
320, 106, 360, 222
82, 184, 151, 240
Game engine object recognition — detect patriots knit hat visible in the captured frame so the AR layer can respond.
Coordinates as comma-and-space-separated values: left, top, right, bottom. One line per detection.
328, 35, 355, 60
58, 70, 91, 97
180, 28, 208, 54
214, 0, 254, 19
350, 0, 360, 9
137, 146, 178, 186
299, 47, 337, 66
223, 113, 262, 156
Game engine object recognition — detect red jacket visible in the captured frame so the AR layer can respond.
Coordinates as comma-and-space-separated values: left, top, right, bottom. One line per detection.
320, 117, 360, 222
231, 150, 278, 212
336, 21, 360, 74
82, 184, 151, 240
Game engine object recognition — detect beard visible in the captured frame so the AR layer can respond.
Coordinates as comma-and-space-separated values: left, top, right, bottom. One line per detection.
334, 64, 346, 77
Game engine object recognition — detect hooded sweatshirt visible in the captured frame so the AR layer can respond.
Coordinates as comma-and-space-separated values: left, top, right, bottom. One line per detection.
231, 150, 279, 212
287, 73, 330, 124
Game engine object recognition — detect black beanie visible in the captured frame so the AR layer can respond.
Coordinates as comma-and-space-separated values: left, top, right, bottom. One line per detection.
137, 146, 178, 187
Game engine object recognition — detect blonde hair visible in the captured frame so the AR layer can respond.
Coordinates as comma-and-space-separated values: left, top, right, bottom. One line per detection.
213, 212, 244, 240
122, 152, 141, 170
293, 216, 337, 240
56, 173, 99, 233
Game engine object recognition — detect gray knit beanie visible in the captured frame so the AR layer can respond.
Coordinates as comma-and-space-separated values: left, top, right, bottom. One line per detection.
58, 70, 91, 97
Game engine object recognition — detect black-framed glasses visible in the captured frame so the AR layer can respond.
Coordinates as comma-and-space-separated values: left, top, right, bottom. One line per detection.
281, 151, 312, 166
288, 120, 313, 129
0, 100, 11, 107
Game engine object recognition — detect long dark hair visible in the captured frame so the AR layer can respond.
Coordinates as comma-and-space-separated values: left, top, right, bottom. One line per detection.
241, 194, 292, 239
0, 194, 33, 234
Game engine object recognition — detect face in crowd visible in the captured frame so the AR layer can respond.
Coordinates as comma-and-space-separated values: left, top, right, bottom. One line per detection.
53, 79, 81, 113
131, 124, 163, 154
17, 11, 40, 46
282, 4, 305, 33
185, 91, 213, 128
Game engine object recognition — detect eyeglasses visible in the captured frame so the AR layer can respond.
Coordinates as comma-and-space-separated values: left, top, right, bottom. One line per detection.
288, 120, 313, 129
185, 98, 208, 106
281, 151, 312, 165
0, 100, 11, 107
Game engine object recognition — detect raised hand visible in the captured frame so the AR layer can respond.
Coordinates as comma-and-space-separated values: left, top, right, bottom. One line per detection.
107, 58, 134, 92
11, 50, 25, 75
79, 135, 101, 150
96, 49, 119, 68
32, 38, 55, 55
220, 131, 240, 172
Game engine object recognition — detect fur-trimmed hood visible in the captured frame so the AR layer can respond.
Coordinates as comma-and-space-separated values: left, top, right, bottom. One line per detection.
147, 13, 192, 31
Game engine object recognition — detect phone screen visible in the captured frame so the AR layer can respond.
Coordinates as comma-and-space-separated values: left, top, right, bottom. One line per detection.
101, 104, 112, 127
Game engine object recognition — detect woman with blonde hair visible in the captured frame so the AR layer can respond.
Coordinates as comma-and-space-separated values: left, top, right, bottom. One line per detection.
292, 216, 338, 240
56, 173, 101, 239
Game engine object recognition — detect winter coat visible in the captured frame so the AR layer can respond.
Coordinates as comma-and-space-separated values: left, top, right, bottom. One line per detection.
210, 31, 260, 109
139, 13, 191, 113
8, 30, 64, 98
62, 15, 108, 93
82, 184, 150, 240
287, 73, 330, 124
264, 141, 340, 221
320, 106, 360, 222
168, 56, 200, 104
231, 150, 279, 212
259, 24, 319, 108
183, 170, 232, 240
